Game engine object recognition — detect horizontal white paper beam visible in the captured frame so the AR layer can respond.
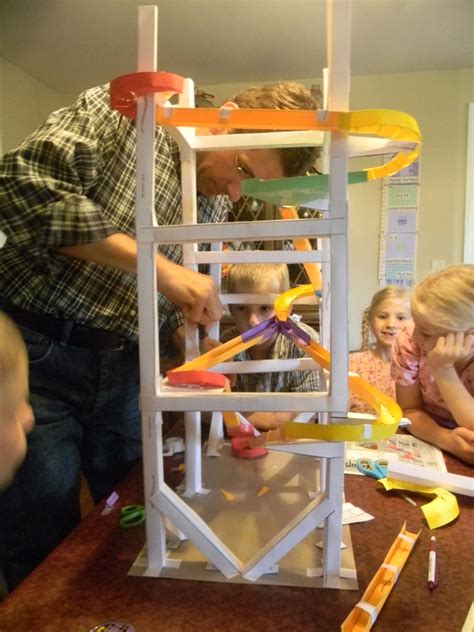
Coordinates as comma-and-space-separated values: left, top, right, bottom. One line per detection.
220, 292, 318, 305
137, 217, 346, 245
210, 358, 321, 374
166, 126, 416, 157
189, 130, 325, 151
387, 461, 474, 497
142, 391, 347, 413
268, 441, 344, 458
186, 250, 327, 265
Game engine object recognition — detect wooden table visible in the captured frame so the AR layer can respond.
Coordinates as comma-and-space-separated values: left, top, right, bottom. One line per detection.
1, 449, 472, 632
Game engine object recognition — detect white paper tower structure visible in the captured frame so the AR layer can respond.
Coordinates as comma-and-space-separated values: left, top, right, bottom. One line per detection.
132, 1, 359, 587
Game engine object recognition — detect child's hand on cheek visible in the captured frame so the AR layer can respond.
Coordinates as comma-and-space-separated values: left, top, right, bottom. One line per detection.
427, 331, 474, 372
450, 427, 474, 465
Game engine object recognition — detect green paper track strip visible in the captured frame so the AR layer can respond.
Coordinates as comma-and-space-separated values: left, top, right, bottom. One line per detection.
241, 171, 368, 207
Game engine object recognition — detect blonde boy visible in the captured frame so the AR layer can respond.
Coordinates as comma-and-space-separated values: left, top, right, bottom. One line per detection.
225, 263, 320, 430
0, 312, 34, 489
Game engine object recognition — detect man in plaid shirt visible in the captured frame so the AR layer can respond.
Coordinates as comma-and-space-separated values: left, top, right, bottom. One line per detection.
0, 81, 318, 588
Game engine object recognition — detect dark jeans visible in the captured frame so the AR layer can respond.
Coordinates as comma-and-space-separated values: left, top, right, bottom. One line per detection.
0, 326, 142, 590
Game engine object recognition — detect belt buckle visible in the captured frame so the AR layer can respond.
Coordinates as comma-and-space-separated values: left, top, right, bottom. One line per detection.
116, 337, 136, 352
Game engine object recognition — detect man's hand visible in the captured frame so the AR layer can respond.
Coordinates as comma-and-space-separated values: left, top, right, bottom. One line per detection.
157, 256, 223, 325
427, 331, 474, 372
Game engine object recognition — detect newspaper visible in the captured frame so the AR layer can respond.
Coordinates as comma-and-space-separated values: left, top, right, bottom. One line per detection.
345, 433, 447, 475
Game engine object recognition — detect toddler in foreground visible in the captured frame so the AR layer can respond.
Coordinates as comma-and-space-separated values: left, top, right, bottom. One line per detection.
0, 312, 34, 489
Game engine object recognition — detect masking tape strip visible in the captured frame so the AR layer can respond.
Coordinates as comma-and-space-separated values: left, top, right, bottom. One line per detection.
219, 108, 231, 120
356, 601, 378, 625
381, 563, 399, 582
164, 557, 182, 569
397, 533, 416, 548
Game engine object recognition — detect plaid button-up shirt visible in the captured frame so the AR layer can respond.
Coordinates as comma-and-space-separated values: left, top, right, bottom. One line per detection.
0, 84, 229, 344
224, 319, 321, 393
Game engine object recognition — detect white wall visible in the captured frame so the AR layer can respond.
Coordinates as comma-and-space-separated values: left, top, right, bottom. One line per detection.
2, 62, 473, 349
0, 58, 75, 154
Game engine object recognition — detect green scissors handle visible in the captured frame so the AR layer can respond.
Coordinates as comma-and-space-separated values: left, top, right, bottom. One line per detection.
119, 504, 145, 528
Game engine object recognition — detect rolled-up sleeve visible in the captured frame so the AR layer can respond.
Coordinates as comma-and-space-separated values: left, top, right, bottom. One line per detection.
0, 100, 118, 262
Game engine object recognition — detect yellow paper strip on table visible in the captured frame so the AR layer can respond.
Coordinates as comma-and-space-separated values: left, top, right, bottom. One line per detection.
379, 478, 459, 529
341, 522, 421, 631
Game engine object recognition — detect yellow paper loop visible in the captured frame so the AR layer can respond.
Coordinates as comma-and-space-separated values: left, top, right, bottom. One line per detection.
379, 478, 459, 529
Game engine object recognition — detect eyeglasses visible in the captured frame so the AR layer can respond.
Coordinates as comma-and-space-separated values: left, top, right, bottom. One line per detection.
235, 155, 254, 181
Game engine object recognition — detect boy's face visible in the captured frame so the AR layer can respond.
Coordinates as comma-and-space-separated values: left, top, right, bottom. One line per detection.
230, 302, 275, 335
229, 277, 286, 351
0, 363, 34, 489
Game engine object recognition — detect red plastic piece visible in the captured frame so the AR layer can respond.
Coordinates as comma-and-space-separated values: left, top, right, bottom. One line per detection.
110, 71, 184, 118
231, 437, 268, 459
227, 423, 255, 439
166, 370, 227, 389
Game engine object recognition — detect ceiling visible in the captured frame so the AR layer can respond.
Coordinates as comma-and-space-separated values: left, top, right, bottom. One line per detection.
1, 0, 473, 95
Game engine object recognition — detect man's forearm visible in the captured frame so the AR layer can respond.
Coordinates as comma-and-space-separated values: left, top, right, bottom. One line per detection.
58, 232, 222, 325
57, 233, 137, 274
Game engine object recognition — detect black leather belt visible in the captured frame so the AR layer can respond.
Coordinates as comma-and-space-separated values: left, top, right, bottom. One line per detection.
0, 299, 136, 351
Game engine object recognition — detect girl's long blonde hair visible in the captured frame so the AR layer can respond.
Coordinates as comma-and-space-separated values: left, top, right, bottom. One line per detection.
361, 286, 410, 351
411, 264, 474, 331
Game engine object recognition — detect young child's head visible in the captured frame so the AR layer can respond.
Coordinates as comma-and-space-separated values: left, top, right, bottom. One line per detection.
361, 286, 411, 352
0, 313, 34, 489
227, 263, 290, 336
411, 264, 474, 353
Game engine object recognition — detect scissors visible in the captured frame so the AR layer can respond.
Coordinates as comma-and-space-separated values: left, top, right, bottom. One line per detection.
119, 504, 145, 528
355, 458, 388, 480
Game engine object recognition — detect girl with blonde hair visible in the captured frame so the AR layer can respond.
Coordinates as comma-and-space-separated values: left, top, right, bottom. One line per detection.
349, 285, 411, 413
392, 264, 474, 464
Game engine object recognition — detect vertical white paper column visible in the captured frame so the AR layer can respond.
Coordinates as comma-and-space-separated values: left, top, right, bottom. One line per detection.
176, 78, 204, 496
327, 0, 350, 415
135, 5, 166, 570
321, 0, 351, 585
